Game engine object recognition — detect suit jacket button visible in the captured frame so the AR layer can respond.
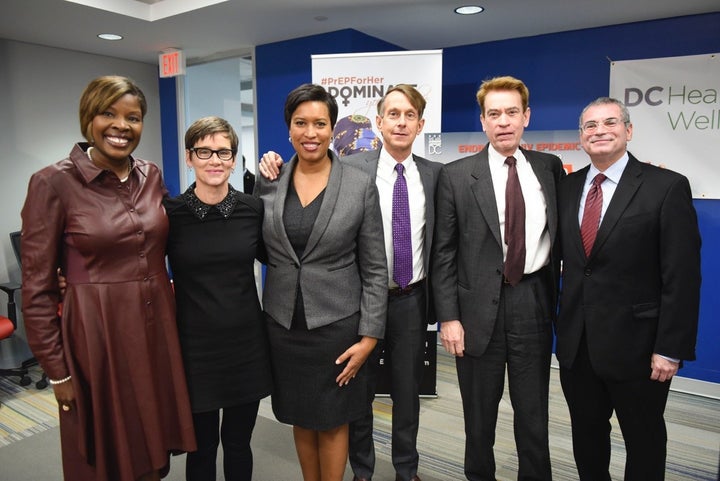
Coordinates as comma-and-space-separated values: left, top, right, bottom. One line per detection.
584, 268, 592, 276
492, 298, 499, 305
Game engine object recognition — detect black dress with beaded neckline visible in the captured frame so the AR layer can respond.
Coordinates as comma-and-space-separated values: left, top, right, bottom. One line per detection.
164, 183, 272, 412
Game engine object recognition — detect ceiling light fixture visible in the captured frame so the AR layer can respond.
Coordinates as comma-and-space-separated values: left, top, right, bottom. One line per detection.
97, 33, 123, 41
454, 5, 484, 15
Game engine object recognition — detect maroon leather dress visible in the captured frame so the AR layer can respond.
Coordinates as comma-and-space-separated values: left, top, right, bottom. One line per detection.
21, 143, 196, 481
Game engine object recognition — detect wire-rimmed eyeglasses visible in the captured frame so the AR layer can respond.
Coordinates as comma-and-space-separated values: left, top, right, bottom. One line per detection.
580, 117, 627, 133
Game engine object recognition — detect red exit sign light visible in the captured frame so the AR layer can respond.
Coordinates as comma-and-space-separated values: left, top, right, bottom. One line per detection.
159, 49, 185, 78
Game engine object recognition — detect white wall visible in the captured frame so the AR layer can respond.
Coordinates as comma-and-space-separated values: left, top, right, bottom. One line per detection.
0, 39, 161, 315
182, 56, 256, 192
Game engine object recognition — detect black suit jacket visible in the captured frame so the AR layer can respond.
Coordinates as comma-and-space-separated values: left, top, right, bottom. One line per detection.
243, 169, 256, 194
556, 153, 701, 381
432, 146, 565, 357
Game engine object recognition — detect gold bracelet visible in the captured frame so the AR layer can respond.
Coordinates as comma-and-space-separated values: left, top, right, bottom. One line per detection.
49, 375, 72, 385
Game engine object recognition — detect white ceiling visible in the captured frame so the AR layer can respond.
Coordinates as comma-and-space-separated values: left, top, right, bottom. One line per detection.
1, 0, 718, 65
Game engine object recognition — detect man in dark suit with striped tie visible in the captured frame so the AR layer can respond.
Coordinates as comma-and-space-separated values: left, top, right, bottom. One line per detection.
556, 97, 701, 480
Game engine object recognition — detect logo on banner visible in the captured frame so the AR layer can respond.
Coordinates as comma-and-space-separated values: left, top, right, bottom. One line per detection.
624, 85, 719, 131
427, 134, 442, 155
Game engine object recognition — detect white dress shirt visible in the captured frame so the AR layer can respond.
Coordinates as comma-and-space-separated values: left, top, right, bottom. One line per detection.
376, 148, 426, 288
488, 144, 551, 274
577, 152, 629, 226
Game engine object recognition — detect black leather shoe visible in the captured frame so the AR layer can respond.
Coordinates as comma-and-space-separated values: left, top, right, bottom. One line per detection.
353, 477, 370, 481
395, 476, 421, 481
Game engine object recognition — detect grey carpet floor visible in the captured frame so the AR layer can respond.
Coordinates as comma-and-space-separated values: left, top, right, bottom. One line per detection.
0, 415, 444, 481
1, 349, 718, 480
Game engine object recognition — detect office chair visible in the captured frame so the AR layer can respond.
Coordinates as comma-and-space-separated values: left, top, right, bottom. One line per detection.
0, 280, 32, 386
0, 231, 48, 389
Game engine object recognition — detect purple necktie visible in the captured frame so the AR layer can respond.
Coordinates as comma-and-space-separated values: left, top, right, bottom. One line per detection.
580, 173, 607, 257
504, 156, 526, 286
392, 163, 412, 289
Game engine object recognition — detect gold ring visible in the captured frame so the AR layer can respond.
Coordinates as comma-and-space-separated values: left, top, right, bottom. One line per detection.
62, 404, 70, 412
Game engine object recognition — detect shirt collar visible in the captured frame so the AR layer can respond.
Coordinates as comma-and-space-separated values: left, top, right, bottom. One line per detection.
71, 142, 137, 184
182, 183, 241, 220
487, 143, 526, 167
379, 147, 414, 175
588, 152, 629, 185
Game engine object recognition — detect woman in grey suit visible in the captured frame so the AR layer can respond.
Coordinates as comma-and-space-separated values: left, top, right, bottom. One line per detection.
255, 83, 388, 481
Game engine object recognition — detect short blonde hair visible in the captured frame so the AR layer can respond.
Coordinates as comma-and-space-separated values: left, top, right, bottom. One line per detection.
475, 76, 529, 115
377, 84, 427, 119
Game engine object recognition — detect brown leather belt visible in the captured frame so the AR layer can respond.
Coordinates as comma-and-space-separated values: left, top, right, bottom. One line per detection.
388, 279, 426, 297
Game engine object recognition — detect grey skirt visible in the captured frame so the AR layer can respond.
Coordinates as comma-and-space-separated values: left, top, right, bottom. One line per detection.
266, 311, 368, 430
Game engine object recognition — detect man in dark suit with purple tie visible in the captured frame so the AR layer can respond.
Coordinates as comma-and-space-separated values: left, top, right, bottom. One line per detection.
556, 97, 702, 481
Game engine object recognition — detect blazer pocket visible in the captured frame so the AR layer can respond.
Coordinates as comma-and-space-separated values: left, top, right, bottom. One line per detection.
327, 260, 355, 272
632, 302, 659, 319
616, 212, 653, 226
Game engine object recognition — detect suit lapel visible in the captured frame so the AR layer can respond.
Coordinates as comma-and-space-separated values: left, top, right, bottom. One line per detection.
366, 150, 380, 182
303, 153, 342, 259
273, 156, 300, 264
524, 149, 559, 244
566, 165, 590, 259
470, 149, 502, 248
415, 155, 435, 268
590, 155, 643, 258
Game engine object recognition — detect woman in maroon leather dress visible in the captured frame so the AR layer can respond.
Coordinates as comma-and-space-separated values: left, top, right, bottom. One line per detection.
20, 76, 196, 481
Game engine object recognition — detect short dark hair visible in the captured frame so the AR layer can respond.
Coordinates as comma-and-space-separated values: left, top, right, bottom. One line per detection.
284, 83, 338, 130
79, 76, 147, 143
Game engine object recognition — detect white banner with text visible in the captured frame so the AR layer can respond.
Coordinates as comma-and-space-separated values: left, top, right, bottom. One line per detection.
312, 50, 442, 157
610, 53, 719, 198
424, 130, 589, 175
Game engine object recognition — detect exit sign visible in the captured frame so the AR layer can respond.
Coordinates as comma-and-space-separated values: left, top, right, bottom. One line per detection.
159, 49, 185, 78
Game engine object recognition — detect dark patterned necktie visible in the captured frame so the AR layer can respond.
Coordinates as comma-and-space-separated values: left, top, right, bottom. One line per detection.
392, 163, 412, 288
580, 173, 607, 257
504, 156, 525, 286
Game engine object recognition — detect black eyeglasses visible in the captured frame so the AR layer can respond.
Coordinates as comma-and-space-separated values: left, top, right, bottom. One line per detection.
189, 147, 236, 161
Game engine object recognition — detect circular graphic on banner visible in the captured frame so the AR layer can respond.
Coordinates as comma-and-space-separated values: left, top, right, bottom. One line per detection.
333, 114, 382, 157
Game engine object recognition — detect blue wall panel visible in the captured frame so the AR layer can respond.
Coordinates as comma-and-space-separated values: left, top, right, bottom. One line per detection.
441, 13, 720, 132
255, 29, 400, 165
158, 76, 180, 196
233, 13, 720, 383
684, 200, 720, 383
